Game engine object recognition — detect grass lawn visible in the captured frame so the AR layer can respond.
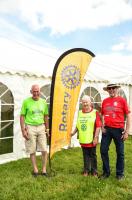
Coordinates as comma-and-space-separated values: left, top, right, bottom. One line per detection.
0, 137, 132, 200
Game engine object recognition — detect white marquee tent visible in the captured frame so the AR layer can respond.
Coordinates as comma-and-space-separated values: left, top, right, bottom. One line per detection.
0, 37, 132, 164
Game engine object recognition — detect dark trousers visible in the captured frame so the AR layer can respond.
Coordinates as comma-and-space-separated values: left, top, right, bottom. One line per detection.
100, 127, 124, 176
82, 146, 97, 174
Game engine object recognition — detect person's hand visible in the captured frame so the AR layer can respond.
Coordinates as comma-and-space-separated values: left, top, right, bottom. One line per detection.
121, 129, 129, 141
102, 126, 106, 134
93, 136, 98, 145
22, 127, 29, 140
46, 129, 50, 137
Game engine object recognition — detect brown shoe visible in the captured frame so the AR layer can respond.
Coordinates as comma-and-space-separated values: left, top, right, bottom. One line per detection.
82, 172, 89, 177
92, 172, 98, 178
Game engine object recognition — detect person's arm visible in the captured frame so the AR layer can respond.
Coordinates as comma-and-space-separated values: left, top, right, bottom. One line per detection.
71, 127, 78, 137
93, 111, 102, 145
100, 101, 107, 134
44, 115, 49, 137
93, 127, 100, 145
121, 113, 131, 140
20, 115, 29, 140
101, 116, 107, 134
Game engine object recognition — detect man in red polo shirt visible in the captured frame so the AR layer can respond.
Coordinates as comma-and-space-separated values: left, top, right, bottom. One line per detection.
100, 83, 131, 180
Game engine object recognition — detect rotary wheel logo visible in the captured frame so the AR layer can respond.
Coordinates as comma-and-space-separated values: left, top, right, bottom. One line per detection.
61, 65, 81, 89
81, 124, 87, 131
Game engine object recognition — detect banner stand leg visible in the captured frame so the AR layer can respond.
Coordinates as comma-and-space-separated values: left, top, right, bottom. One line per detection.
48, 146, 56, 177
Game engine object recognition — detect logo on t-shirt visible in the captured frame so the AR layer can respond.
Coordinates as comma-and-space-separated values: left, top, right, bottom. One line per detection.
114, 102, 118, 106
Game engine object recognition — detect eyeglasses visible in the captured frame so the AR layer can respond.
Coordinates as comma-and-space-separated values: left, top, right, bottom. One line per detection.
107, 87, 116, 90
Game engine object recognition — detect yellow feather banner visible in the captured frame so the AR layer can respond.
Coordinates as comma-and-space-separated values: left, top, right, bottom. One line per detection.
49, 48, 95, 158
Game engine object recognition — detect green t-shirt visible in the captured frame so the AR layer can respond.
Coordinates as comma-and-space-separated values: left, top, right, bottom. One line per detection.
20, 97, 48, 125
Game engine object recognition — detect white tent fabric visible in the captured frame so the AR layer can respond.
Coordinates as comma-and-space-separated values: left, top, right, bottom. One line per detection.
0, 72, 51, 164
86, 53, 132, 85
0, 36, 59, 77
0, 36, 132, 164
0, 36, 132, 84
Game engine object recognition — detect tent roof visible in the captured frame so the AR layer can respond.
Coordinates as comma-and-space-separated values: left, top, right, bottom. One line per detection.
1, 63, 132, 86
0, 37, 132, 85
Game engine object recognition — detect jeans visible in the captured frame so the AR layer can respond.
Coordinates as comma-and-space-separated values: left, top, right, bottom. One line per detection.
82, 146, 97, 174
100, 127, 124, 176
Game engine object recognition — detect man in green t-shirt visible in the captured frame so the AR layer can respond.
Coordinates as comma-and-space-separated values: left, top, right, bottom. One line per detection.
20, 84, 49, 177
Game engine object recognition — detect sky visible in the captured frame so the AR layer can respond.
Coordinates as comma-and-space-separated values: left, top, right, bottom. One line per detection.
0, 0, 132, 79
